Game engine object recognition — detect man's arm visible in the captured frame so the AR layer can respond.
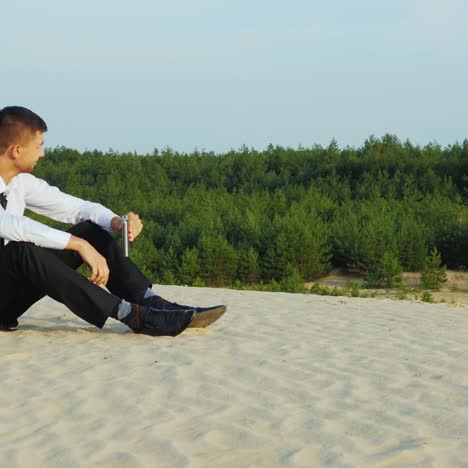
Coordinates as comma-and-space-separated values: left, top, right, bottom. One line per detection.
23, 174, 144, 240
22, 174, 117, 231
65, 235, 110, 286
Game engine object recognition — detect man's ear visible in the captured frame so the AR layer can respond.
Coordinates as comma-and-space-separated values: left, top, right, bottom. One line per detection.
7, 144, 21, 160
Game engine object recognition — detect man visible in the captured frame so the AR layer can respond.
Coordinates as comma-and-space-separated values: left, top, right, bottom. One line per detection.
0, 106, 226, 336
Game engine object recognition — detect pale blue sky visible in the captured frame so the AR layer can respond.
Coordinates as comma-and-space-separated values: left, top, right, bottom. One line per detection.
2, 0, 467, 153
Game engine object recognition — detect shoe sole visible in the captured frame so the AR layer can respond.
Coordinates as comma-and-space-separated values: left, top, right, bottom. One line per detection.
188, 305, 226, 328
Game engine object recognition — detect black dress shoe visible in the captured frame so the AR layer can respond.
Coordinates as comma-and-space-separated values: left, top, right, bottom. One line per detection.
126, 304, 194, 337
143, 296, 227, 328
142, 295, 194, 310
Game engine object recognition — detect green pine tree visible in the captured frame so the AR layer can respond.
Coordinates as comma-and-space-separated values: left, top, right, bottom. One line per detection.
364, 251, 403, 289
419, 247, 447, 290
279, 264, 307, 293
178, 248, 200, 285
238, 247, 260, 284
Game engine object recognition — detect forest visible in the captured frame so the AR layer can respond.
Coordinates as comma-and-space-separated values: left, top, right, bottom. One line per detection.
29, 134, 468, 290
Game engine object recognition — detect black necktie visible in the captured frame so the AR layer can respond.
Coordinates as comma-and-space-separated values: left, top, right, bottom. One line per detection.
0, 192, 7, 247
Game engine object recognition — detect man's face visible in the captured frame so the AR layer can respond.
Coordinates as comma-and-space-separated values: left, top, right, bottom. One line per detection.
15, 131, 45, 173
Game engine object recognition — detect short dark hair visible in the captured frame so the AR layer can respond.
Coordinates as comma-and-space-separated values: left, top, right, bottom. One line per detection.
0, 106, 48, 152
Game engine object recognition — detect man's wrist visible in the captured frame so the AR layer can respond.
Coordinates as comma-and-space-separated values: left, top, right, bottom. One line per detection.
65, 235, 88, 252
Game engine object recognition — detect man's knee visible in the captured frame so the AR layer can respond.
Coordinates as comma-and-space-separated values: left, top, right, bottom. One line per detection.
69, 221, 111, 241
68, 221, 116, 251
68, 220, 104, 237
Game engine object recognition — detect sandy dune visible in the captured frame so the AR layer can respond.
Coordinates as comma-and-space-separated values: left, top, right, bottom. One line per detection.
1, 285, 468, 467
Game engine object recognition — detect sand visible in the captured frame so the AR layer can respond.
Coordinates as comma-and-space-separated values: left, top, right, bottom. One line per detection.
1, 285, 468, 467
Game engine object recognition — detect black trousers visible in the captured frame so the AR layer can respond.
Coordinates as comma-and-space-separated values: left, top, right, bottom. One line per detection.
0, 221, 152, 328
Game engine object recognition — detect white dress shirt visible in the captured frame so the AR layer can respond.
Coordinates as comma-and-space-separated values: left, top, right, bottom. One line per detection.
0, 173, 118, 249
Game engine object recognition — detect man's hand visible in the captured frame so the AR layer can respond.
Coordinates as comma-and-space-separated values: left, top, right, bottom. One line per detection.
65, 235, 110, 286
111, 212, 143, 241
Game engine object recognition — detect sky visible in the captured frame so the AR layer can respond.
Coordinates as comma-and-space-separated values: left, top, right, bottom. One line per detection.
2, 0, 467, 153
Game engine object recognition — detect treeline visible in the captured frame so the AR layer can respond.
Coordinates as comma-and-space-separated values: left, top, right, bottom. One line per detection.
30, 134, 468, 287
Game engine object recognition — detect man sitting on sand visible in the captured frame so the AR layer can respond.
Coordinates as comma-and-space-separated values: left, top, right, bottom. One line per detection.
0, 106, 226, 336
